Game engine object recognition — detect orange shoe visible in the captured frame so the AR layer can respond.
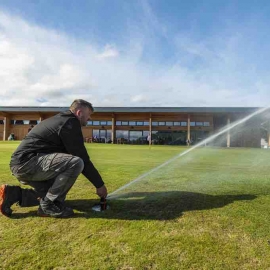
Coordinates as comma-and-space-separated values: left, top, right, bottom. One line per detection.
0, 185, 21, 217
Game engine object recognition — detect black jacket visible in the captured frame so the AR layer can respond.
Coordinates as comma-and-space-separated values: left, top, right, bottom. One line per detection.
10, 110, 104, 188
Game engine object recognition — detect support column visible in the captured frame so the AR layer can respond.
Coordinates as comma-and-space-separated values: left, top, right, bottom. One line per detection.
227, 116, 231, 148
187, 114, 190, 141
149, 113, 152, 145
111, 114, 115, 144
268, 120, 270, 147
39, 114, 44, 122
3, 115, 10, 141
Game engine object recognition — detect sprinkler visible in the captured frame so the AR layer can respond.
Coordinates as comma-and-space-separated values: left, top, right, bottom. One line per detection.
92, 197, 109, 212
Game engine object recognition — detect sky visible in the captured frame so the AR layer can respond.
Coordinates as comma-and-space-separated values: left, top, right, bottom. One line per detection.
1, 0, 270, 107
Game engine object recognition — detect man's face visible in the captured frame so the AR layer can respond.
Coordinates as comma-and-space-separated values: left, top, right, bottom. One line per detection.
77, 107, 93, 126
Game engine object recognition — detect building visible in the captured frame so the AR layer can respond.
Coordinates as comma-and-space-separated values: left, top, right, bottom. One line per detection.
0, 106, 269, 147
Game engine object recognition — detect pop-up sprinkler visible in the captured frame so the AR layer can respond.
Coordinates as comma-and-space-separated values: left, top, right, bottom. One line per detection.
92, 197, 109, 212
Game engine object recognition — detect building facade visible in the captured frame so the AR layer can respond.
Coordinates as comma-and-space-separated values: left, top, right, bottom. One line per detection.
0, 106, 268, 147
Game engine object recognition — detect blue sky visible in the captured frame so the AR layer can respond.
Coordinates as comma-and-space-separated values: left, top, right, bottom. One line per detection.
0, 0, 270, 106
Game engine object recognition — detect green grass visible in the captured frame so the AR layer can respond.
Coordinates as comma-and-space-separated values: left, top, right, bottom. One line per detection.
1, 142, 270, 269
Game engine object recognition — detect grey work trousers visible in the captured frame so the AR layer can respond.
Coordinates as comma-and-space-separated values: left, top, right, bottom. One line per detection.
10, 153, 84, 207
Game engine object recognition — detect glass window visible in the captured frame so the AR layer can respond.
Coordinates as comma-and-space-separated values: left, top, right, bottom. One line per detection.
100, 121, 107, 125
93, 130, 99, 137
106, 130, 112, 140
107, 121, 112, 126
15, 120, 24, 125
196, 122, 203, 126
87, 121, 93, 126
144, 121, 149, 126
9, 120, 39, 125
116, 130, 129, 139
159, 122, 165, 126
122, 121, 128, 126
181, 122, 187, 126
93, 121, 100, 126
166, 121, 173, 126
116, 121, 122, 126
29, 120, 38, 125
174, 122, 181, 126
137, 121, 143, 126
129, 131, 143, 142
99, 129, 106, 138
129, 121, 136, 126
152, 122, 158, 126
0, 120, 4, 125
190, 122, 195, 126
204, 122, 210, 126
143, 130, 149, 137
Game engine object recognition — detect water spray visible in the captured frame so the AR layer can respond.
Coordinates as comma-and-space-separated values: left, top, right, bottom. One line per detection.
108, 107, 270, 200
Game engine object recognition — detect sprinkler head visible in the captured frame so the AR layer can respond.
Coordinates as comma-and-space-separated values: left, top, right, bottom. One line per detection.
92, 197, 109, 212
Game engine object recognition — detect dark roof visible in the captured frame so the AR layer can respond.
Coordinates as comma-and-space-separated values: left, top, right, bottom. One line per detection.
0, 106, 261, 113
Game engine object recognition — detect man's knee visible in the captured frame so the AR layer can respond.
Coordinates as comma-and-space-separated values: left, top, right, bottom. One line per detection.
71, 156, 84, 173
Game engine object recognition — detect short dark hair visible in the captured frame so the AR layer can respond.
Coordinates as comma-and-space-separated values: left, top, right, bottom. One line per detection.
70, 99, 94, 112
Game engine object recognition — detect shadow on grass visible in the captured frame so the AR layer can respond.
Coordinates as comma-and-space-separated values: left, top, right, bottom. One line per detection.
69, 191, 256, 220
10, 210, 39, 219
9, 191, 256, 220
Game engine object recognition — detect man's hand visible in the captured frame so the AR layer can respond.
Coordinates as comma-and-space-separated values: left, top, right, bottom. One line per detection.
96, 185, 108, 198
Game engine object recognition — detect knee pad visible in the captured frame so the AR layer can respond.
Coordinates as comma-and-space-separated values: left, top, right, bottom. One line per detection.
72, 157, 84, 173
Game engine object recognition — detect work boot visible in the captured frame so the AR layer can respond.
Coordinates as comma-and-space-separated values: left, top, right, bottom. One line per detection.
0, 185, 22, 217
54, 200, 73, 212
37, 198, 74, 218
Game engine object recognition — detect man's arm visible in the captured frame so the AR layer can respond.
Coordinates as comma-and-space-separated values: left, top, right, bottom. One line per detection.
59, 118, 105, 190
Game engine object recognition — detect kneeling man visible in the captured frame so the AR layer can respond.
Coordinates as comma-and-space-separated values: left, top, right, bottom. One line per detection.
0, 99, 107, 218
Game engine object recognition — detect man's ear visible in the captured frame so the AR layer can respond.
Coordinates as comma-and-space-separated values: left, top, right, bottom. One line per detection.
76, 109, 82, 117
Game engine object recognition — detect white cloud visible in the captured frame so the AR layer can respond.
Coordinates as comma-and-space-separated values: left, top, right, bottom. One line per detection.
96, 45, 119, 59
131, 94, 149, 103
0, 9, 270, 108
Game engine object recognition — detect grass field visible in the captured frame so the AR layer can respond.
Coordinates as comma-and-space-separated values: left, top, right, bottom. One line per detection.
1, 142, 270, 269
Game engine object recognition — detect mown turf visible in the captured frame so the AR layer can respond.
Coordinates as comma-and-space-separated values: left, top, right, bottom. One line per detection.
1, 142, 270, 269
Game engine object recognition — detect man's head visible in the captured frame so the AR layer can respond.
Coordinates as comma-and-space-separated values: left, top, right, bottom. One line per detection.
70, 99, 94, 126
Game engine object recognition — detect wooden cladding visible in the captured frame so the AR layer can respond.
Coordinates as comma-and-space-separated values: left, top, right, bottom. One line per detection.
1, 110, 215, 141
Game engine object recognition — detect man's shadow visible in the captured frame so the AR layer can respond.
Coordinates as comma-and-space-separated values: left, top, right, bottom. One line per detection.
67, 191, 256, 220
